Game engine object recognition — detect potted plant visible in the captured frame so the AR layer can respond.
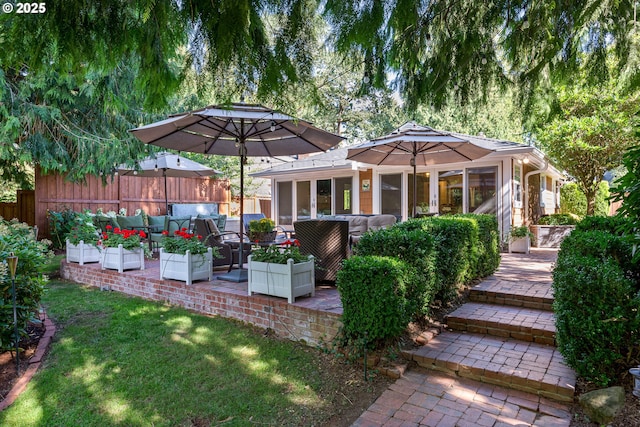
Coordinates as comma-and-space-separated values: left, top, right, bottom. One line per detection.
65, 216, 101, 265
507, 225, 533, 254
100, 225, 147, 272
159, 228, 220, 285
248, 218, 277, 243
247, 239, 315, 303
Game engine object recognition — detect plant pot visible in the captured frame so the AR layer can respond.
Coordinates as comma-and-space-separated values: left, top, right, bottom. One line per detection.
66, 239, 101, 265
248, 230, 277, 243
159, 248, 213, 285
101, 244, 145, 273
530, 225, 575, 248
508, 236, 530, 254
248, 255, 315, 303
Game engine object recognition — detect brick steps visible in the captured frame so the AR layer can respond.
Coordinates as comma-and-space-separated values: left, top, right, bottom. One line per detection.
401, 332, 576, 402
445, 302, 556, 345
469, 278, 554, 311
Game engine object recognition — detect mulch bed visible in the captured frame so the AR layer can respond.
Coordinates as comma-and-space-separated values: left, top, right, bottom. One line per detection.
0, 322, 45, 403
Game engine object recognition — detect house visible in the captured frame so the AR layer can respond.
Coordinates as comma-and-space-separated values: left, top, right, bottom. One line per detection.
251, 122, 564, 237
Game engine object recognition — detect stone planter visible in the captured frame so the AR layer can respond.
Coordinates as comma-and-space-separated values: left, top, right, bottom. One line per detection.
248, 255, 315, 303
530, 225, 575, 248
66, 239, 101, 265
508, 236, 530, 254
101, 244, 145, 273
159, 248, 213, 285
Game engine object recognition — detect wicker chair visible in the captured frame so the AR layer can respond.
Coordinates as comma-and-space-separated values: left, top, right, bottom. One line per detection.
293, 219, 349, 283
193, 218, 251, 272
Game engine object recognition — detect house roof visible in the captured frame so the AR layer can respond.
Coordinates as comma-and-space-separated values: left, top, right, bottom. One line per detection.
251, 122, 552, 178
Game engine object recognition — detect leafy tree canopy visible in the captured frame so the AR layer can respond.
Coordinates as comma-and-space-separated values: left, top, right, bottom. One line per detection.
2, 0, 637, 111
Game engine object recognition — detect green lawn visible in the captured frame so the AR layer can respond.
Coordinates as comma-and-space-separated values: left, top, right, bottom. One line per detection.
0, 279, 386, 426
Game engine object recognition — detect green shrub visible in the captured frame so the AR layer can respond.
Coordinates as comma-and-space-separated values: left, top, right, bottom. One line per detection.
553, 228, 640, 385
537, 213, 579, 226
575, 215, 628, 235
354, 225, 436, 317
336, 256, 414, 348
454, 214, 500, 278
397, 217, 477, 303
47, 207, 80, 249
0, 219, 52, 350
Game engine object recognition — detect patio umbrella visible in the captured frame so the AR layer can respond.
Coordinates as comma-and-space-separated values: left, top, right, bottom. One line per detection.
117, 152, 221, 214
129, 103, 344, 282
347, 122, 493, 218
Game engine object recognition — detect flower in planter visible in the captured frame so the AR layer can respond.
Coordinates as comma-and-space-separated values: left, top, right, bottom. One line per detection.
101, 225, 150, 256
250, 239, 311, 264
66, 221, 100, 247
161, 228, 220, 258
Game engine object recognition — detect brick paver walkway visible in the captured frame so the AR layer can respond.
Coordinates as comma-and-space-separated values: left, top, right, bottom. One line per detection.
353, 248, 575, 426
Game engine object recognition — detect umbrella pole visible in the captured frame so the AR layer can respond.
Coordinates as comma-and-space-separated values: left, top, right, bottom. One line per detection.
411, 153, 417, 218
219, 144, 249, 282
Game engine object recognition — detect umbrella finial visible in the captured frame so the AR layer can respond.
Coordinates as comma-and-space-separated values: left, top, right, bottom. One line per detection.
270, 120, 276, 132
177, 153, 181, 167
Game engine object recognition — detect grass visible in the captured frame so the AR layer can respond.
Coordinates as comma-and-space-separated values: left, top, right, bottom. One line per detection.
0, 277, 388, 426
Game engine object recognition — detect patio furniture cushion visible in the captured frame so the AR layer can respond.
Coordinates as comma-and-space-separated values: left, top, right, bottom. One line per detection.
367, 214, 397, 231
94, 215, 119, 232
116, 215, 145, 230
293, 219, 349, 283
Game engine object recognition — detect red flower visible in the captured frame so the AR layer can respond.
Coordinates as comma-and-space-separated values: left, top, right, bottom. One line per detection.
162, 230, 169, 236
106, 225, 113, 230
139, 231, 147, 238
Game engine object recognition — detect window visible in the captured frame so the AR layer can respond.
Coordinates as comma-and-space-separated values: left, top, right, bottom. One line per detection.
277, 181, 292, 226
317, 179, 332, 216
408, 172, 430, 216
334, 177, 352, 214
513, 164, 522, 209
380, 174, 402, 216
297, 181, 311, 220
467, 167, 497, 214
438, 170, 463, 214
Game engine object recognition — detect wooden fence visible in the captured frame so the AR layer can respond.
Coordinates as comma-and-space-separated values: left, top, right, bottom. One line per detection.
35, 168, 231, 238
0, 190, 35, 225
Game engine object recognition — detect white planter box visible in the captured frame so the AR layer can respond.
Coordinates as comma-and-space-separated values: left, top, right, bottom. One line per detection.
159, 248, 213, 285
509, 236, 531, 254
530, 225, 575, 248
248, 255, 315, 303
66, 240, 101, 265
101, 244, 145, 273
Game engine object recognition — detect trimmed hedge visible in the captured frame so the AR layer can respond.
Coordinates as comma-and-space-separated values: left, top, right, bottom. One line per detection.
455, 214, 500, 278
336, 256, 414, 347
354, 225, 436, 317
553, 225, 640, 385
396, 216, 478, 303
537, 214, 579, 226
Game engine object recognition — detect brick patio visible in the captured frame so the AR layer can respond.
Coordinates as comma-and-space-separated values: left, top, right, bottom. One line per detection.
60, 260, 343, 347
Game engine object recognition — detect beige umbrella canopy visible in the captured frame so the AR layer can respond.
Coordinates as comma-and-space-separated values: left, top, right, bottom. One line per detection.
118, 152, 221, 214
347, 122, 493, 217
130, 103, 344, 281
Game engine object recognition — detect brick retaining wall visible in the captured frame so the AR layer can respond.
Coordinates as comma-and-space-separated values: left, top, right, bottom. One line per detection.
60, 261, 342, 347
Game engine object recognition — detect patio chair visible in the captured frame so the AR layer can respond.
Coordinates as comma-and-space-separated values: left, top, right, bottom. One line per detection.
167, 216, 192, 234
116, 214, 145, 230
193, 218, 251, 272
94, 215, 119, 232
148, 215, 169, 251
293, 219, 349, 283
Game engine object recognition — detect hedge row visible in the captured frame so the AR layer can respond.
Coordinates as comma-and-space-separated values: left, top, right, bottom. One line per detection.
338, 214, 500, 348
553, 216, 640, 385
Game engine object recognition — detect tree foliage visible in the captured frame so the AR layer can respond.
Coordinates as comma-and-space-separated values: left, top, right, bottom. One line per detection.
533, 79, 638, 215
